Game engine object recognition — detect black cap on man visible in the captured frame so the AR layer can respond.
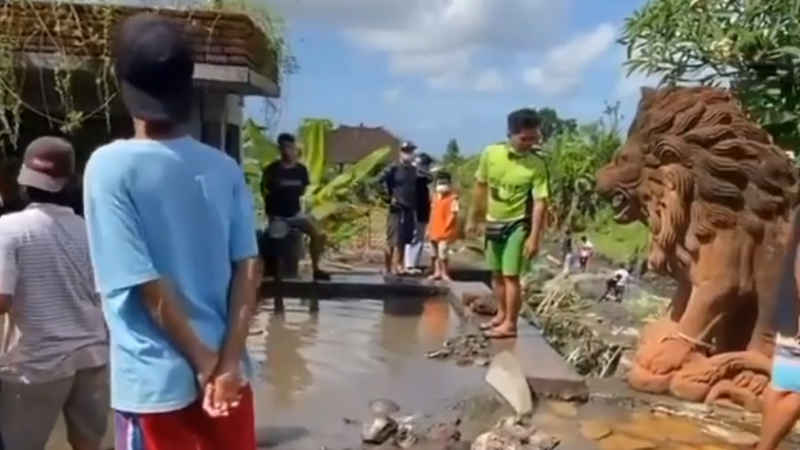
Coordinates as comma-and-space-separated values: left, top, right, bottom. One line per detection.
114, 14, 194, 123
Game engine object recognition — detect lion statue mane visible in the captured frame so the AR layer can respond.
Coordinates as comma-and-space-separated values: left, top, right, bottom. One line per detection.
596, 86, 800, 411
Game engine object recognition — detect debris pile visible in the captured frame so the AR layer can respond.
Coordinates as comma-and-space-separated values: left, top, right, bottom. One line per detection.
472, 416, 559, 450
425, 333, 491, 367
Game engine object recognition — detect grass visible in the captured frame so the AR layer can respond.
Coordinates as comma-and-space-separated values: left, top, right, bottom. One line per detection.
586, 213, 650, 265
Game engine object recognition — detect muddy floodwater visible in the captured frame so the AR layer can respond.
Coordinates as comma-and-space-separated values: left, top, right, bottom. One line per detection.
248, 297, 485, 449
44, 296, 756, 450
46, 297, 485, 449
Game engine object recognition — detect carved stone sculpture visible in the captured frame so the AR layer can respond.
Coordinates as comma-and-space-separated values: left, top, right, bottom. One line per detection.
596, 86, 800, 410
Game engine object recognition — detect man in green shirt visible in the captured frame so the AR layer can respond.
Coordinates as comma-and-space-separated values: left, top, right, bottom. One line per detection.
468, 108, 549, 339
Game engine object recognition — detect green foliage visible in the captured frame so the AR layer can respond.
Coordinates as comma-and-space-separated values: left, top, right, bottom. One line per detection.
298, 118, 333, 193
242, 118, 392, 246
452, 154, 481, 194
0, 1, 293, 153
588, 208, 650, 265
621, 0, 800, 148
534, 107, 578, 141
311, 146, 392, 220
242, 119, 280, 221
544, 104, 622, 229
443, 138, 463, 167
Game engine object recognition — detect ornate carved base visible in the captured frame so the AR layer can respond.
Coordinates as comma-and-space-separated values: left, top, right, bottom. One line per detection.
628, 319, 707, 394
671, 351, 771, 412
627, 319, 772, 412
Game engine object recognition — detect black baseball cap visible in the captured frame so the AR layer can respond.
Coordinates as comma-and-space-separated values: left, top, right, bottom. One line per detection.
114, 14, 194, 123
400, 141, 417, 153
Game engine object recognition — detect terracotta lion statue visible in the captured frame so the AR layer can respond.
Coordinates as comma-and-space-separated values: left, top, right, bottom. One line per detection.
596, 86, 800, 411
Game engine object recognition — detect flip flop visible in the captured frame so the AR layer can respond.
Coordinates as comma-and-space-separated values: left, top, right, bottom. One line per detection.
483, 329, 518, 340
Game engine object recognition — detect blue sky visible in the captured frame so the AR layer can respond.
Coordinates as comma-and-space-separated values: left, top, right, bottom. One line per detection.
246, 0, 658, 157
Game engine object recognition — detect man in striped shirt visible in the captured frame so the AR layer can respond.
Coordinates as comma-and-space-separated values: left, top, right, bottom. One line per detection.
0, 137, 109, 450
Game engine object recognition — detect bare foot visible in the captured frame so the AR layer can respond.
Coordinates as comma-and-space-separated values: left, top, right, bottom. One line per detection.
479, 314, 505, 330
484, 324, 518, 339
427, 274, 442, 281
441, 274, 454, 282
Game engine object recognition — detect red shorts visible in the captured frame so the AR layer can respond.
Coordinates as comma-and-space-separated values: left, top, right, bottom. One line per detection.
114, 386, 255, 450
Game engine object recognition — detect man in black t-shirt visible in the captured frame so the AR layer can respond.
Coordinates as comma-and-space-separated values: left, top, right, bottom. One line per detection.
261, 133, 330, 280
404, 152, 433, 274
379, 141, 418, 275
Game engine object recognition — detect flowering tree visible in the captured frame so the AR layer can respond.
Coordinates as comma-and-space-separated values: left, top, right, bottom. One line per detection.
621, 0, 800, 149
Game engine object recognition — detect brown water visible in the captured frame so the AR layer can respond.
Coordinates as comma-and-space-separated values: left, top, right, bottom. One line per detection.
248, 296, 485, 449
42, 296, 756, 450
46, 296, 484, 449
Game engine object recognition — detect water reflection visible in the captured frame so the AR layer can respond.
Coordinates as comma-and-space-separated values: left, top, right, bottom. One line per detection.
265, 310, 319, 407
249, 298, 486, 449
378, 297, 423, 351
418, 298, 450, 347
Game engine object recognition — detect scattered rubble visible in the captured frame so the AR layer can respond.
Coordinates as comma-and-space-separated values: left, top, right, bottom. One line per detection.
425, 333, 491, 368
471, 416, 559, 450
362, 416, 399, 445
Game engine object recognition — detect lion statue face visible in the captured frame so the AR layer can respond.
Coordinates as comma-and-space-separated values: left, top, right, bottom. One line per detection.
596, 86, 798, 275
596, 127, 648, 225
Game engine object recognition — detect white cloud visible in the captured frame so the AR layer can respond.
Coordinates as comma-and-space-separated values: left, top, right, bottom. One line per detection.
474, 68, 506, 93
269, 0, 566, 91
615, 71, 661, 99
388, 49, 472, 77
523, 23, 616, 96
382, 87, 402, 104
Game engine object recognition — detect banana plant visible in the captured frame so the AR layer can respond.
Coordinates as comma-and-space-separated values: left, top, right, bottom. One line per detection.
241, 118, 392, 231
298, 118, 333, 190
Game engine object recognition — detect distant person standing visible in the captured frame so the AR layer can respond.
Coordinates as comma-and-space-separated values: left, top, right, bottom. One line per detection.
261, 133, 330, 281
561, 230, 574, 274
579, 235, 594, 271
427, 171, 459, 282
404, 153, 433, 275
0, 137, 109, 450
380, 142, 418, 275
467, 108, 549, 339
84, 14, 261, 449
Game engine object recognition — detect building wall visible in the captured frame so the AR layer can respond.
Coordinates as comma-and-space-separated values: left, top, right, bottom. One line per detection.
10, 89, 244, 169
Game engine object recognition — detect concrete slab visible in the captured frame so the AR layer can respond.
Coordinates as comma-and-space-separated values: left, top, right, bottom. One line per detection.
491, 325, 588, 402
446, 281, 587, 402
486, 351, 534, 415
261, 273, 448, 300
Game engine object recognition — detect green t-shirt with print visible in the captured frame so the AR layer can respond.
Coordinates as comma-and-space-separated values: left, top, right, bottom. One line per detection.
475, 142, 549, 222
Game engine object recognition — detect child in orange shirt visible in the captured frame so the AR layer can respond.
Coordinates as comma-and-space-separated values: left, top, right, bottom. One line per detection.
428, 172, 459, 281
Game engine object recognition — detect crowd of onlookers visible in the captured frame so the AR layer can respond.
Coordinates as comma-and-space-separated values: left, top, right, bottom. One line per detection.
2, 10, 800, 450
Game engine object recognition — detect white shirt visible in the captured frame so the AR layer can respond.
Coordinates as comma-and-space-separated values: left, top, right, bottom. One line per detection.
0, 203, 107, 383
614, 269, 630, 287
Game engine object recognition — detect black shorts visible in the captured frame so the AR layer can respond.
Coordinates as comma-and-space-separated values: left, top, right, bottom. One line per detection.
387, 206, 415, 248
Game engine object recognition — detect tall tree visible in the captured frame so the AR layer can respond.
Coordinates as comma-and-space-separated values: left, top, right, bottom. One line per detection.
443, 138, 462, 166
621, 0, 800, 148
534, 107, 577, 141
